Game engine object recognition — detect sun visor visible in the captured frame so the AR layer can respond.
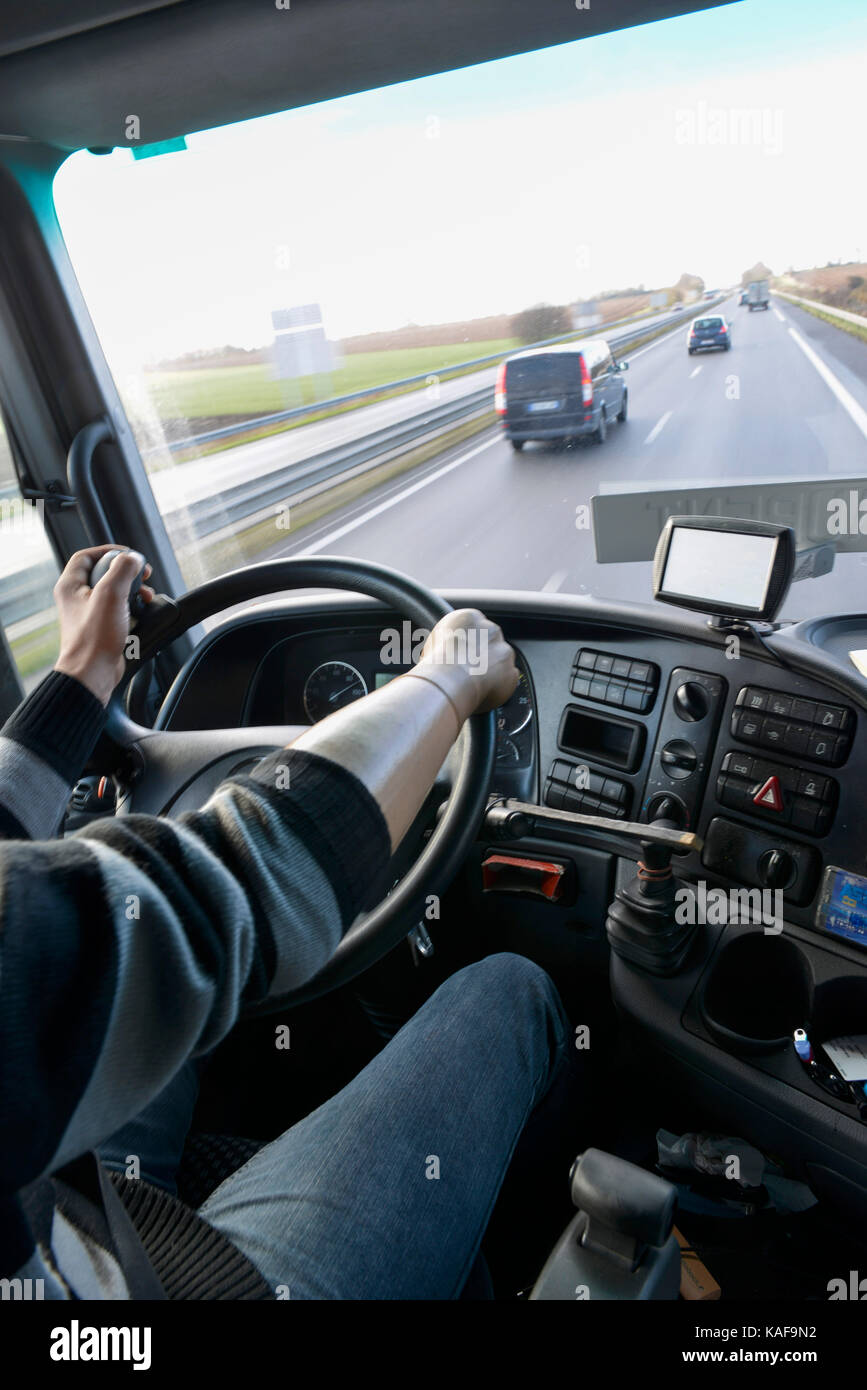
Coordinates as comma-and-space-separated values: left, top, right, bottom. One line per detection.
591, 479, 867, 563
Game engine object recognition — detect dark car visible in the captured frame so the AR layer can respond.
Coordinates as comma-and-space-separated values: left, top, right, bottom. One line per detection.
495, 340, 628, 449
687, 314, 731, 353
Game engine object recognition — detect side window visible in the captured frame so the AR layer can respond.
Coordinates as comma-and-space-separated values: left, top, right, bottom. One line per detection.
590, 347, 606, 382
0, 419, 61, 695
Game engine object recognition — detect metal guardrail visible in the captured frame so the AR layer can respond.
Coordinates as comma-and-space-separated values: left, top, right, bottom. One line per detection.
0, 296, 723, 632
151, 303, 689, 456
0, 558, 57, 627
774, 290, 867, 329
174, 386, 494, 538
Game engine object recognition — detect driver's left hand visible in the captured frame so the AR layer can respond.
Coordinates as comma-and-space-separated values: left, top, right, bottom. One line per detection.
53, 544, 154, 706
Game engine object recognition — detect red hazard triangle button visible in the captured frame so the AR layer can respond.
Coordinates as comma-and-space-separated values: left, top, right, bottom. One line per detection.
753, 775, 784, 812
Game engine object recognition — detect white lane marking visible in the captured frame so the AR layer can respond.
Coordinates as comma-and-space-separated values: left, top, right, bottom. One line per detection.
644, 411, 672, 445
773, 306, 786, 322
787, 327, 867, 441
625, 332, 684, 364
542, 569, 569, 592
689, 365, 702, 379
299, 434, 499, 554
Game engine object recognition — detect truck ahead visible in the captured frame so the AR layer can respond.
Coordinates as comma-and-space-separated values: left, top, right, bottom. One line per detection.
747, 279, 771, 310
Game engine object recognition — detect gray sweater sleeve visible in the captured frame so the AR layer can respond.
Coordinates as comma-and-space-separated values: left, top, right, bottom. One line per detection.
0, 745, 391, 1195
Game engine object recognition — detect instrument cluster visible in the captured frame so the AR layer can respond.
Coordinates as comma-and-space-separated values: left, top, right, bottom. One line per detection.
293, 642, 535, 770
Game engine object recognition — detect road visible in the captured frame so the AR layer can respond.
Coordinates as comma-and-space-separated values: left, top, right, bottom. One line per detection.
261, 294, 867, 622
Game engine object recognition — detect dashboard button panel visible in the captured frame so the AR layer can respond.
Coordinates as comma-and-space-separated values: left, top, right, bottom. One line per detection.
544, 759, 630, 818
570, 649, 659, 713
733, 686, 854, 766
717, 751, 837, 835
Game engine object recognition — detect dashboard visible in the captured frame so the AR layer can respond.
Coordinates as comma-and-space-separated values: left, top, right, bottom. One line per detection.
155, 589, 867, 1215
158, 596, 867, 955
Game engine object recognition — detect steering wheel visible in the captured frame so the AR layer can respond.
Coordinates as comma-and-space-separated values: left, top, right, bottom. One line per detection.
101, 556, 496, 1012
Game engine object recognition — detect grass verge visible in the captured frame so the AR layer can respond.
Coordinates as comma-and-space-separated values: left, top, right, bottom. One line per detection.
9, 620, 59, 683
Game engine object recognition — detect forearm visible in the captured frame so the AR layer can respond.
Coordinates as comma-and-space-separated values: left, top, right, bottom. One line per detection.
289, 669, 465, 850
0, 746, 389, 1188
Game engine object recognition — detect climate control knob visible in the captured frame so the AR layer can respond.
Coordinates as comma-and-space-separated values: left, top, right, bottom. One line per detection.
660, 739, 698, 780
674, 681, 710, 722
758, 848, 796, 891
646, 793, 688, 829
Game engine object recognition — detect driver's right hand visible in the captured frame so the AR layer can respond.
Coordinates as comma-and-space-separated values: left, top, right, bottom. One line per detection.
414, 608, 520, 724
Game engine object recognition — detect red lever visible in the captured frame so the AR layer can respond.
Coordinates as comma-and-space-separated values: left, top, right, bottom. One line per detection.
481, 853, 567, 901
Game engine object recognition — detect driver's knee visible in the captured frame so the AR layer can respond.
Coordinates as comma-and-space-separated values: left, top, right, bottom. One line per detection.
433, 952, 570, 1091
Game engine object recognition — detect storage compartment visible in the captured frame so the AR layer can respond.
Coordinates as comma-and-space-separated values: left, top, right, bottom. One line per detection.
558, 706, 644, 772
700, 933, 812, 1055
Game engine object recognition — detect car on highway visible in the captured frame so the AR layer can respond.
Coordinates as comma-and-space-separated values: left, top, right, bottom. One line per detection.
739, 289, 749, 305
687, 314, 731, 353
495, 341, 628, 449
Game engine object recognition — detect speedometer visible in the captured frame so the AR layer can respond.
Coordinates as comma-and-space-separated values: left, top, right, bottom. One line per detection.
496, 669, 533, 736
303, 661, 368, 722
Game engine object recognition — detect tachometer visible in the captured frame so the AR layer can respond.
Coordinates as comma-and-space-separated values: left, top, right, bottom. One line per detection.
303, 661, 368, 722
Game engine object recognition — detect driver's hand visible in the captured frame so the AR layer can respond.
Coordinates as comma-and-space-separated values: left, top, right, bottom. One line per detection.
414, 608, 520, 724
53, 545, 154, 706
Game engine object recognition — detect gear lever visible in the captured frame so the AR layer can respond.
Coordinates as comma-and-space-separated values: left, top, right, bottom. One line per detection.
605, 817, 699, 975
89, 548, 148, 620
479, 797, 701, 975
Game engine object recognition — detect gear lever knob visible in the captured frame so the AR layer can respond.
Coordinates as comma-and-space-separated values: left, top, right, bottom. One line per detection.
89, 548, 147, 619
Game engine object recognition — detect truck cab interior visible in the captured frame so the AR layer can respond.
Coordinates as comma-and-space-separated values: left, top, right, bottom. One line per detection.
2, 0, 867, 1315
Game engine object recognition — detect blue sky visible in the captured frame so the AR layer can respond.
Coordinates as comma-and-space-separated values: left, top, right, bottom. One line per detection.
55, 0, 867, 363
352, 0, 867, 124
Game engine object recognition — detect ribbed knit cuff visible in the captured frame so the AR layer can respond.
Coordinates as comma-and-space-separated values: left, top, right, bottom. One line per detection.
1, 670, 108, 784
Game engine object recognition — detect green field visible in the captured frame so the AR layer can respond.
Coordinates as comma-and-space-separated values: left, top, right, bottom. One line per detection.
146, 340, 518, 424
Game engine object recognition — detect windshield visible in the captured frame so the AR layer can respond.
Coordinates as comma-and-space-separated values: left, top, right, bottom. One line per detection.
52, 0, 867, 622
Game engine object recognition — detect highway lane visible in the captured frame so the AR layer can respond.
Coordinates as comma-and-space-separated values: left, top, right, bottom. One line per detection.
264, 294, 867, 622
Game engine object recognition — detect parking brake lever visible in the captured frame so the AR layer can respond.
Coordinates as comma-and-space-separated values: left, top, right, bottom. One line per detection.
480, 795, 703, 856
480, 797, 702, 975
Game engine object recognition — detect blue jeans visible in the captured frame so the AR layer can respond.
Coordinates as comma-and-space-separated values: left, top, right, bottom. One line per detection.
100, 953, 571, 1299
